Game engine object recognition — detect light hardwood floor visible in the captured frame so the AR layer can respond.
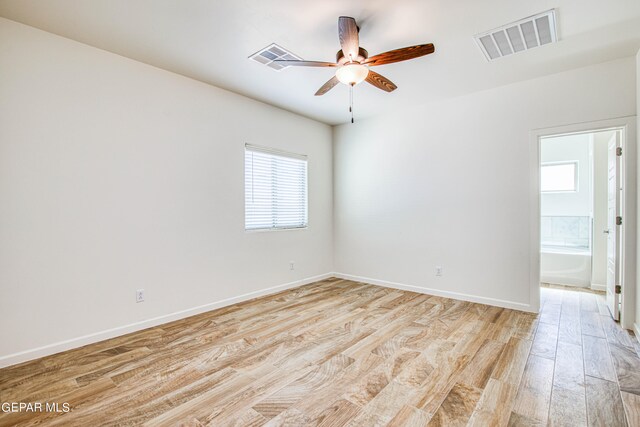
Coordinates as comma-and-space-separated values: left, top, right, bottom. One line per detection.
1, 278, 639, 426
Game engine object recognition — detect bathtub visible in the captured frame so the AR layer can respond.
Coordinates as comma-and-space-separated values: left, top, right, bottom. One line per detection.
540, 247, 591, 287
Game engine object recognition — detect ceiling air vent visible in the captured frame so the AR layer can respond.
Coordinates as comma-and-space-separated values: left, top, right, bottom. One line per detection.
249, 43, 302, 71
474, 9, 557, 61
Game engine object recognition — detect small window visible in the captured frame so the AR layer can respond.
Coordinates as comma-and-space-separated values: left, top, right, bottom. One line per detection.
541, 162, 577, 192
245, 144, 308, 231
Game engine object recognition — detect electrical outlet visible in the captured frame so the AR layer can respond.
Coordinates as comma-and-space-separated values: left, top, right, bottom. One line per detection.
289, 261, 295, 271
136, 289, 145, 303
435, 266, 443, 277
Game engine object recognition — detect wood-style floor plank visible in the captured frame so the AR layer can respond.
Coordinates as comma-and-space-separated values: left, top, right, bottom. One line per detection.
427, 382, 482, 426
585, 375, 627, 427
581, 311, 606, 338
621, 391, 640, 426
531, 321, 559, 359
0, 281, 638, 426
583, 334, 617, 382
510, 355, 555, 425
579, 292, 599, 313
540, 303, 561, 325
548, 340, 588, 424
558, 310, 582, 346
467, 378, 518, 427
602, 314, 637, 350
549, 386, 587, 427
554, 341, 585, 391
491, 337, 533, 386
609, 342, 640, 396
387, 405, 430, 426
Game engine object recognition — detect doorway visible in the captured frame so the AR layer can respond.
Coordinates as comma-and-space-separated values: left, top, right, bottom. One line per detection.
529, 117, 636, 330
539, 130, 619, 318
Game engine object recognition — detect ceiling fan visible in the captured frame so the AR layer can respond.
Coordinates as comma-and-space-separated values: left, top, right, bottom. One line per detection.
275, 16, 435, 121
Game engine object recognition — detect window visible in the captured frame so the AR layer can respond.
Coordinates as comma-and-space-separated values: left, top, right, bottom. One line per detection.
540, 162, 578, 192
245, 144, 308, 231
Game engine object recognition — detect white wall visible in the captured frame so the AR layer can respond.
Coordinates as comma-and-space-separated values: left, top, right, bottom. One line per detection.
540, 134, 592, 218
334, 57, 636, 310
0, 18, 333, 365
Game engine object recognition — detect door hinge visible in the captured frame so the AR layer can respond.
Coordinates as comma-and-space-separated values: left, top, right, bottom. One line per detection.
615, 285, 622, 294
616, 216, 622, 225
616, 147, 622, 156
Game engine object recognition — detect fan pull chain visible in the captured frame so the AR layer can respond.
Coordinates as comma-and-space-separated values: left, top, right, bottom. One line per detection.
349, 83, 354, 123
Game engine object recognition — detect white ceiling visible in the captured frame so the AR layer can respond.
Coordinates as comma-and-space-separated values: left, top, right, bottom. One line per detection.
1, 0, 639, 125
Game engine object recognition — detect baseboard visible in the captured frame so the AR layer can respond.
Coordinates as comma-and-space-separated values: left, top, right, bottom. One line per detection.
540, 275, 590, 288
590, 283, 606, 292
333, 272, 534, 313
0, 272, 333, 369
634, 323, 640, 344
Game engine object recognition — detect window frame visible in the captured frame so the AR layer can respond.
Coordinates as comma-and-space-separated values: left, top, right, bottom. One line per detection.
244, 144, 308, 232
540, 160, 579, 193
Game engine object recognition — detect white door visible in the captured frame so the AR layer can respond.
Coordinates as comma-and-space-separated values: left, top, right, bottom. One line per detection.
605, 133, 621, 320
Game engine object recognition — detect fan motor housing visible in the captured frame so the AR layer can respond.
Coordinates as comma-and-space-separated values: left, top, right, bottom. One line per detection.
336, 47, 368, 64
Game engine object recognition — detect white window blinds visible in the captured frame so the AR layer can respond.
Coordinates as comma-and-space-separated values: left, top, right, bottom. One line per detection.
245, 144, 308, 230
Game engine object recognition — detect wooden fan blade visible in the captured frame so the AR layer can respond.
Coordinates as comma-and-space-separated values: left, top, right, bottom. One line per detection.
364, 43, 435, 66
365, 70, 397, 92
338, 16, 359, 62
274, 60, 337, 67
315, 76, 340, 96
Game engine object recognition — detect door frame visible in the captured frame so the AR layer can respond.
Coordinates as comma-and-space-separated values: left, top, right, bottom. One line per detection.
529, 116, 636, 329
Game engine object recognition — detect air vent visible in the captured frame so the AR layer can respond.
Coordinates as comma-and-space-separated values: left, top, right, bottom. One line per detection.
248, 43, 302, 71
474, 9, 557, 61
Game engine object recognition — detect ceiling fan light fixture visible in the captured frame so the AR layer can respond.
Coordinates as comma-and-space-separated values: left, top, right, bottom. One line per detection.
335, 63, 369, 85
